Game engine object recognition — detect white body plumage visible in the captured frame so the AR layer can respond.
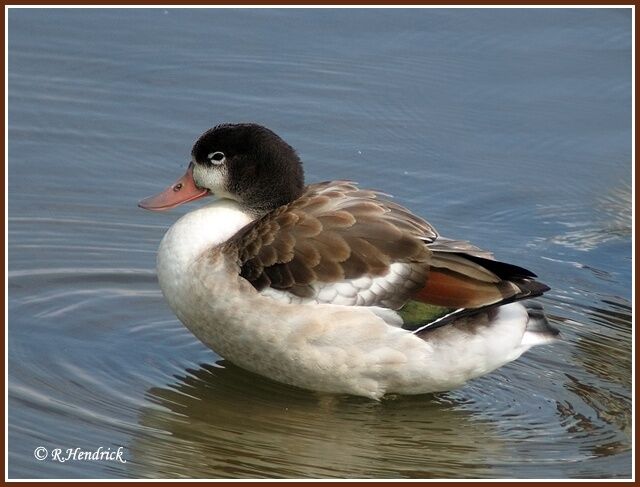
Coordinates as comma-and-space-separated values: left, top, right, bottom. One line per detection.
156, 201, 546, 400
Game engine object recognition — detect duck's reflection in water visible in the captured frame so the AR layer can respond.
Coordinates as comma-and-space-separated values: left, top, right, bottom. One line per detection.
127, 361, 505, 479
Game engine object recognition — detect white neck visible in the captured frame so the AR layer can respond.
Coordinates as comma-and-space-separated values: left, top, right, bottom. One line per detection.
156, 199, 254, 309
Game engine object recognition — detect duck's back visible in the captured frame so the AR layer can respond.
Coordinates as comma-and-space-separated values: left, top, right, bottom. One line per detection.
224, 181, 549, 324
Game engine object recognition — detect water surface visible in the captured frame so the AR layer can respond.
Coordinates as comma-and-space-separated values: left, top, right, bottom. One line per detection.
8, 7, 632, 479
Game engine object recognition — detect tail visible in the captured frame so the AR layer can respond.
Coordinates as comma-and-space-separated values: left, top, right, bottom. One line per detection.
414, 244, 550, 309
521, 301, 560, 345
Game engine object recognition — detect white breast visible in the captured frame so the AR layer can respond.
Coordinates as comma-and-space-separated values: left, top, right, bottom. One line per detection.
156, 199, 254, 314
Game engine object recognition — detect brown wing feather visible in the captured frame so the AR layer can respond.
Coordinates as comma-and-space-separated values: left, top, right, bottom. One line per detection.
225, 181, 436, 298
416, 240, 550, 308
225, 180, 549, 311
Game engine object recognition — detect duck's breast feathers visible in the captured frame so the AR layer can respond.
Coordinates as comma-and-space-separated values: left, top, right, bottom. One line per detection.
223, 181, 436, 299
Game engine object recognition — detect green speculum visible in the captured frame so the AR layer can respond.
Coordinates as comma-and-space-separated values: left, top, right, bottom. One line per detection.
398, 300, 453, 329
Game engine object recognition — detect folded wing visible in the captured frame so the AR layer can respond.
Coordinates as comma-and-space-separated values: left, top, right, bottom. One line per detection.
224, 181, 548, 312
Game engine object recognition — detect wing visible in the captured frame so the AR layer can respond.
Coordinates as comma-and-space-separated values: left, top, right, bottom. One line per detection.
419, 238, 549, 309
224, 181, 435, 304
224, 180, 549, 314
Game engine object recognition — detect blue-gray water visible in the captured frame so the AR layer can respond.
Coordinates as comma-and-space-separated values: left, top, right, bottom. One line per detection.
8, 8, 632, 479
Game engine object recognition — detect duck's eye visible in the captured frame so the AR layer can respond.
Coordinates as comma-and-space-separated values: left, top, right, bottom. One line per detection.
207, 151, 225, 165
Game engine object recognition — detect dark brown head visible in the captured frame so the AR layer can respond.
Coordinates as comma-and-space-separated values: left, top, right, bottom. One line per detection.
191, 123, 305, 213
139, 123, 305, 214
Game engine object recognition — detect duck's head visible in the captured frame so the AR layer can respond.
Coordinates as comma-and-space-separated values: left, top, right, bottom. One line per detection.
139, 123, 305, 214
